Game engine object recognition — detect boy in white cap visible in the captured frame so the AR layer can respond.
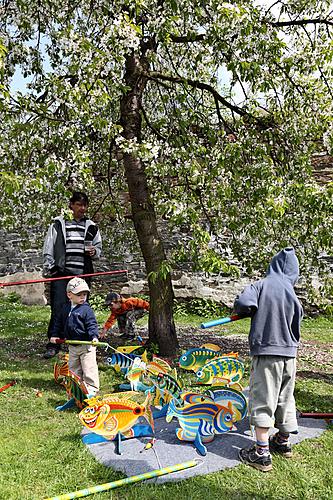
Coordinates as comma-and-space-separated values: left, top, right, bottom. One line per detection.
49, 277, 99, 396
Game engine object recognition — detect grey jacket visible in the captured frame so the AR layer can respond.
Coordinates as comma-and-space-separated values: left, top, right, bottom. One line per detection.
43, 216, 102, 275
233, 247, 303, 357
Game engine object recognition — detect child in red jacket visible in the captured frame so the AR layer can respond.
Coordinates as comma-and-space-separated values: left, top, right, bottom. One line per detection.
100, 292, 149, 340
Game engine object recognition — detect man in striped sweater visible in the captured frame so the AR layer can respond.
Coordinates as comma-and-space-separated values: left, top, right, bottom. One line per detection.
100, 292, 149, 340
42, 191, 102, 358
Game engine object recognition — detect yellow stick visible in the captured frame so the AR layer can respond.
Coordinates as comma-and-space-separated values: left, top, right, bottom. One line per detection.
45, 459, 199, 500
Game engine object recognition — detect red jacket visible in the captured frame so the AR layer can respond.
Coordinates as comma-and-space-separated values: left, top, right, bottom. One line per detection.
104, 297, 149, 330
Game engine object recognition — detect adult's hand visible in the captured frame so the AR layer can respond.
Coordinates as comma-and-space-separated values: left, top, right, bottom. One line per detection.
85, 245, 96, 257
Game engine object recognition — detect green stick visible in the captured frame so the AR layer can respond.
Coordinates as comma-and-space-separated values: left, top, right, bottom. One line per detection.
45, 459, 199, 500
58, 340, 110, 348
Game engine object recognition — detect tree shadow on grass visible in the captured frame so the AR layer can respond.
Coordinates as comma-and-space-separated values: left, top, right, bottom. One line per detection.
295, 386, 333, 413
297, 370, 333, 384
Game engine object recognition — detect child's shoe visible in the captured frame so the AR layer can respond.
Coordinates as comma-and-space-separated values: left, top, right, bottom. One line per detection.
119, 332, 135, 340
269, 434, 293, 458
239, 444, 272, 472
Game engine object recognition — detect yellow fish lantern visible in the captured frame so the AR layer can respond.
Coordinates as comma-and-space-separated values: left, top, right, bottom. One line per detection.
79, 392, 154, 440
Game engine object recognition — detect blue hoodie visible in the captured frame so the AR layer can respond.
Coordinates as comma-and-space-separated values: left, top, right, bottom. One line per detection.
233, 247, 303, 357
50, 302, 99, 342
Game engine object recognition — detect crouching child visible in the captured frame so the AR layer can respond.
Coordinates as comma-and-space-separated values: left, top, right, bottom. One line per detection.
100, 292, 149, 341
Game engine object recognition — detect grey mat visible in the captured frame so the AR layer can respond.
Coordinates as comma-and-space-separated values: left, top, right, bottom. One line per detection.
82, 412, 327, 483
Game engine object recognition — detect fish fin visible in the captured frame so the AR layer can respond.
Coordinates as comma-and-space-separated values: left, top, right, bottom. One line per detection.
171, 368, 178, 380
201, 343, 221, 351
194, 432, 208, 456
224, 351, 239, 358
151, 356, 172, 372
211, 377, 228, 386
117, 345, 142, 354
229, 382, 243, 392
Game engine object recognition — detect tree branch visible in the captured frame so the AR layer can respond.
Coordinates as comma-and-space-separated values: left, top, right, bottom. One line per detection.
145, 70, 250, 118
271, 18, 333, 27
140, 104, 166, 141
170, 33, 206, 43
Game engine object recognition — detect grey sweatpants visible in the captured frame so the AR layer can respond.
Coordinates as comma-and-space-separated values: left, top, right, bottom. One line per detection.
68, 344, 99, 395
248, 355, 298, 433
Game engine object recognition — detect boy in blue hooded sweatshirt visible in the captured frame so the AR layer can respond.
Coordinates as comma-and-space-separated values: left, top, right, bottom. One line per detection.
233, 247, 303, 472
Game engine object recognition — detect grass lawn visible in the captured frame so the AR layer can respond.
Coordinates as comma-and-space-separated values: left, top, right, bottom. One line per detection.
0, 297, 332, 500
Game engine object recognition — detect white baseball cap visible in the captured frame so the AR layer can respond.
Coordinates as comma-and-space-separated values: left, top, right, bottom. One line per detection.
66, 277, 90, 294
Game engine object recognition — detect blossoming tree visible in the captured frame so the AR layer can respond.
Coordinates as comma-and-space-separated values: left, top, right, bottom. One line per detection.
0, 1, 332, 354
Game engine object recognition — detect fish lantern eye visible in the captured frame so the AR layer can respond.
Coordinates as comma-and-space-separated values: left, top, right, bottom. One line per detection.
225, 413, 232, 422
133, 407, 141, 415
181, 355, 186, 361
197, 370, 202, 378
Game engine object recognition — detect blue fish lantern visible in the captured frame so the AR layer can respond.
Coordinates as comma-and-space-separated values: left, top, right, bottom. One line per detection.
106, 352, 139, 374
204, 387, 247, 420
166, 398, 235, 456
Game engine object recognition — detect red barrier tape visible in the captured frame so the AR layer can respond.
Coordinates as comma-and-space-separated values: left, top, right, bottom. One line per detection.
0, 269, 128, 288
299, 412, 333, 419
0, 380, 16, 393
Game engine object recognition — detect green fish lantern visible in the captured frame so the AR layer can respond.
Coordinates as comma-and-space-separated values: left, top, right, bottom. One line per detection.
179, 344, 239, 372
195, 356, 244, 385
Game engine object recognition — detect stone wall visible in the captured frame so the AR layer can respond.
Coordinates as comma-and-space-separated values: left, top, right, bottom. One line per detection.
0, 227, 331, 312
0, 226, 250, 307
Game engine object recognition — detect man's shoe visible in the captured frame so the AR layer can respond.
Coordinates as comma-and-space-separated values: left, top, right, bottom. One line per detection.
239, 445, 272, 472
269, 434, 293, 458
43, 347, 59, 359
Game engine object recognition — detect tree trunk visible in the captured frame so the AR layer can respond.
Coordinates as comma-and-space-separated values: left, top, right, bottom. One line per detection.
119, 50, 179, 357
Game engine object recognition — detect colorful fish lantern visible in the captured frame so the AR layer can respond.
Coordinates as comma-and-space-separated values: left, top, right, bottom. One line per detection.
123, 359, 175, 416
204, 387, 247, 421
105, 351, 147, 374
116, 345, 144, 355
79, 391, 154, 442
53, 352, 69, 384
179, 343, 238, 372
146, 355, 172, 375
126, 355, 172, 391
149, 370, 183, 405
195, 356, 244, 385
166, 398, 235, 456
56, 370, 90, 411
181, 387, 247, 420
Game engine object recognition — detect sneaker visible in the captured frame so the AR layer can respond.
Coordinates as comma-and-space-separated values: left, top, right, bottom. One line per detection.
269, 434, 293, 458
43, 347, 59, 359
118, 333, 135, 340
239, 444, 272, 472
